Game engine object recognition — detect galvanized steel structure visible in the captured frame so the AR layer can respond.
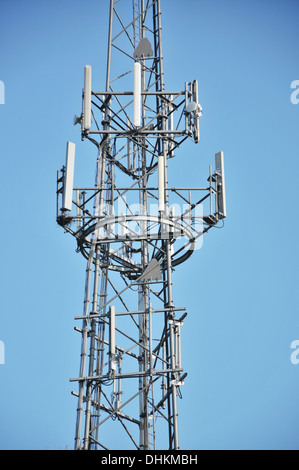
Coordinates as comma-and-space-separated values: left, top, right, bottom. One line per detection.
57, 0, 226, 451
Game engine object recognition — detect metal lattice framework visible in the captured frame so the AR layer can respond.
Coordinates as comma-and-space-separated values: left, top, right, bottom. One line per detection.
56, 0, 226, 451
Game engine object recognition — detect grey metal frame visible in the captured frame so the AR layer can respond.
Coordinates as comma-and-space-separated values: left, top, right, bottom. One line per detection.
56, 0, 226, 451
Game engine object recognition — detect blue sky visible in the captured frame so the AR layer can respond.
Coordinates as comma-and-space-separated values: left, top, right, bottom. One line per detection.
0, 0, 299, 450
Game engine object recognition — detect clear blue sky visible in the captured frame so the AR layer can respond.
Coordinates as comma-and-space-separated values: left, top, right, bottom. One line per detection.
0, 0, 299, 450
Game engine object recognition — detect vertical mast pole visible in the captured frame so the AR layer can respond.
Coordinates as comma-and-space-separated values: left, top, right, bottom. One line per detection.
106, 0, 114, 92
156, 0, 179, 449
138, 0, 150, 450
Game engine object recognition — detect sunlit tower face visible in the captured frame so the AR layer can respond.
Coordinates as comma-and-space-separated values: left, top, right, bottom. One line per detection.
56, 0, 226, 451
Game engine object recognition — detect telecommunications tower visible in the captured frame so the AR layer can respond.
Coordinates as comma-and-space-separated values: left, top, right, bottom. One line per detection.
57, 0, 226, 451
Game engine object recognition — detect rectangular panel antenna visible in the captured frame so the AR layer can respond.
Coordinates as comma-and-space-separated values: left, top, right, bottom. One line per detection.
62, 142, 75, 211
158, 155, 165, 212
109, 306, 116, 373
215, 151, 226, 219
192, 80, 200, 143
83, 65, 92, 130
133, 62, 141, 127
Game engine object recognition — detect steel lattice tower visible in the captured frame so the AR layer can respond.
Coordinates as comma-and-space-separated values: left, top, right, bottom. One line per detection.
57, 0, 226, 451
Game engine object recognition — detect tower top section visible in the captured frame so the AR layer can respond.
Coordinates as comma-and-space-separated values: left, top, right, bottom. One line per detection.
56, 0, 226, 451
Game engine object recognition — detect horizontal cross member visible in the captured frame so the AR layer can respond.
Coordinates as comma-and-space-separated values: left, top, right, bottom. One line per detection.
70, 368, 183, 382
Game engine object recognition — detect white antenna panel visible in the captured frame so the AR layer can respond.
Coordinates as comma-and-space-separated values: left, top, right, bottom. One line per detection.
62, 142, 75, 212
215, 151, 226, 218
83, 65, 92, 130
133, 62, 141, 127
109, 306, 116, 373
158, 155, 165, 212
192, 80, 199, 107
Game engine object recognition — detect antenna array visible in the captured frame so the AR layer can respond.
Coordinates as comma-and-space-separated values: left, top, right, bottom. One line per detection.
57, 0, 226, 450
